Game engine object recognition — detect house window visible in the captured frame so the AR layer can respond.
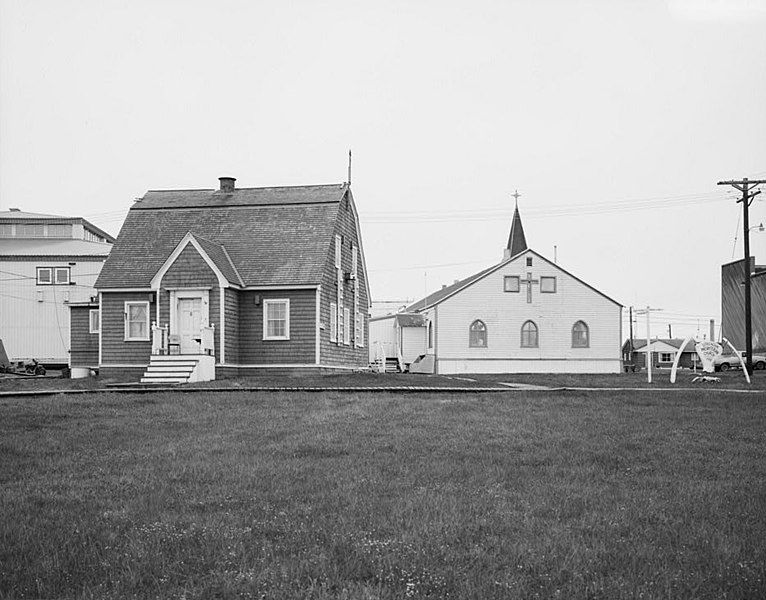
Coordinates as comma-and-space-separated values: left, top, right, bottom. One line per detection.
660, 352, 674, 363
343, 308, 351, 345
89, 309, 100, 334
124, 301, 150, 341
355, 312, 364, 347
352, 245, 358, 278
36, 267, 52, 285
47, 224, 72, 238
504, 276, 520, 292
540, 276, 556, 293
263, 299, 290, 340
526, 257, 533, 267
469, 320, 487, 348
330, 302, 338, 342
54, 267, 70, 285
18, 224, 45, 237
0, 224, 12, 237
521, 320, 538, 348
335, 235, 341, 269
572, 321, 589, 348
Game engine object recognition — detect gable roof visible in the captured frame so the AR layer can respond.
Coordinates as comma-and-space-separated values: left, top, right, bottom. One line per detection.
96, 183, 349, 289
407, 248, 622, 312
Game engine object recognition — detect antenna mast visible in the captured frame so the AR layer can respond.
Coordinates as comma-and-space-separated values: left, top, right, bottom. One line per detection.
347, 150, 352, 185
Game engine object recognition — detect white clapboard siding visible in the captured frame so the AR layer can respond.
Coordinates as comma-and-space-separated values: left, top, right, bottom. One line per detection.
0, 260, 103, 362
435, 251, 621, 374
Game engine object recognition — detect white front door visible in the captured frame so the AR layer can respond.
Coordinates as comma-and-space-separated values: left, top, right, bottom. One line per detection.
177, 297, 202, 354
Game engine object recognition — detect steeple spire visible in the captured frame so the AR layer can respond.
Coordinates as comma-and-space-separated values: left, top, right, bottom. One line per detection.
504, 190, 528, 260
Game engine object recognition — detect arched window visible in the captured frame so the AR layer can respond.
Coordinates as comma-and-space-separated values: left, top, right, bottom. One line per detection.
521, 320, 538, 348
469, 320, 487, 347
572, 321, 589, 348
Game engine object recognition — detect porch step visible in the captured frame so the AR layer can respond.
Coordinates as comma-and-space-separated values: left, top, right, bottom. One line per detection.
140, 357, 199, 384
384, 357, 401, 373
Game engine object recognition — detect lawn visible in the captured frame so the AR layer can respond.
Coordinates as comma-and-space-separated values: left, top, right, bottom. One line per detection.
1, 389, 765, 599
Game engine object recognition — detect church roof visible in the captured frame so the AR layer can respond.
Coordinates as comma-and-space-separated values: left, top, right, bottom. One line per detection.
506, 205, 528, 256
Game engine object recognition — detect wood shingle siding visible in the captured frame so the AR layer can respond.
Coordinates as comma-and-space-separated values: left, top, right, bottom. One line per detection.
237, 290, 316, 364
224, 288, 239, 363
100, 292, 154, 365
319, 193, 369, 367
69, 305, 99, 367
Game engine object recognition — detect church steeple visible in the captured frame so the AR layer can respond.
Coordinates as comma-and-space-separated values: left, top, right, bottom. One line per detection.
504, 190, 528, 260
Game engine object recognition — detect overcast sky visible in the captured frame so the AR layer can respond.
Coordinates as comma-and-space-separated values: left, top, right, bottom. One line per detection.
2, 0, 765, 341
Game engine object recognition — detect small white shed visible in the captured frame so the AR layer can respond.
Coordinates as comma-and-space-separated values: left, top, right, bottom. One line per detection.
369, 312, 429, 370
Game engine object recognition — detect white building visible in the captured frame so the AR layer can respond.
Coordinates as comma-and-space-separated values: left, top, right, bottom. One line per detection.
374, 203, 623, 374
0, 209, 113, 365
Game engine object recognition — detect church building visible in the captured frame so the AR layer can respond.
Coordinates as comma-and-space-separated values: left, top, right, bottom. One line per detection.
391, 200, 623, 374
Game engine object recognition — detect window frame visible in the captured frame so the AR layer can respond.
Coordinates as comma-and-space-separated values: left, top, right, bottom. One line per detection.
330, 302, 338, 342
263, 298, 290, 341
504, 276, 520, 293
343, 307, 351, 345
89, 309, 100, 334
54, 267, 70, 285
36, 267, 53, 285
660, 352, 674, 363
335, 235, 341, 269
540, 276, 556, 293
572, 320, 589, 348
469, 319, 488, 348
521, 320, 539, 348
124, 301, 150, 341
526, 257, 533, 267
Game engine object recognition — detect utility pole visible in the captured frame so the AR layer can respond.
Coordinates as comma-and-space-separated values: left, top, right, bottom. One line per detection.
668, 324, 672, 338
634, 307, 662, 383
717, 177, 765, 375
629, 306, 634, 367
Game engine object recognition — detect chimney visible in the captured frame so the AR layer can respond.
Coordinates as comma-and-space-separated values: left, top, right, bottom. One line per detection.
219, 177, 236, 192
9, 208, 20, 212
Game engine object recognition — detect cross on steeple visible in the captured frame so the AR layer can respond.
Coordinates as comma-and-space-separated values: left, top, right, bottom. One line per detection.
521, 271, 538, 303
512, 189, 521, 207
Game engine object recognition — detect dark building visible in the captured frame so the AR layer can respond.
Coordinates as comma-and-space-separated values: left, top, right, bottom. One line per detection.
721, 257, 766, 353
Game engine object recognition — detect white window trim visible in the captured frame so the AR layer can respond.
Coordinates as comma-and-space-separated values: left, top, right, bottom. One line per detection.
89, 309, 100, 334
36, 267, 52, 285
330, 302, 337, 342
352, 245, 358, 278
55, 267, 70, 285
660, 352, 675, 363
263, 299, 290, 341
343, 307, 351, 345
124, 301, 150, 341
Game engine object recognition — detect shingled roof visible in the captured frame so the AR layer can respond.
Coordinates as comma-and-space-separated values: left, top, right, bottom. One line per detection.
95, 183, 349, 289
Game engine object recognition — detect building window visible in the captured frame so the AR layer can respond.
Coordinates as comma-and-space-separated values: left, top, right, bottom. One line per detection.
18, 224, 45, 237
572, 321, 589, 348
36, 267, 53, 285
504, 276, 520, 292
469, 320, 487, 348
47, 224, 72, 238
343, 308, 351, 345
526, 257, 533, 267
89, 309, 100, 333
660, 352, 674, 363
335, 235, 341, 269
521, 320, 538, 348
352, 245, 358, 279
540, 276, 556, 293
263, 299, 290, 340
330, 302, 337, 342
355, 312, 364, 347
124, 301, 150, 341
0, 224, 12, 237
55, 267, 70, 285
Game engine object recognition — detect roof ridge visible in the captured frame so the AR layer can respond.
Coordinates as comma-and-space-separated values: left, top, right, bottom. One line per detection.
145, 183, 346, 193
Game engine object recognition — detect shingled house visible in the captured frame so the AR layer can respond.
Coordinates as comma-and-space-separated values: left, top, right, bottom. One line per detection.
92, 177, 370, 382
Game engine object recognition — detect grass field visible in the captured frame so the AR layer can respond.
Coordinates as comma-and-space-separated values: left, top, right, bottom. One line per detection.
2, 389, 765, 599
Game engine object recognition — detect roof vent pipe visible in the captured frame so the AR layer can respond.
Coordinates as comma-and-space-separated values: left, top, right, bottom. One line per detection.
219, 177, 236, 192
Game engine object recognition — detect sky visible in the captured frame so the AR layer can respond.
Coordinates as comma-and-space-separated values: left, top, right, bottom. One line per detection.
1, 0, 765, 341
